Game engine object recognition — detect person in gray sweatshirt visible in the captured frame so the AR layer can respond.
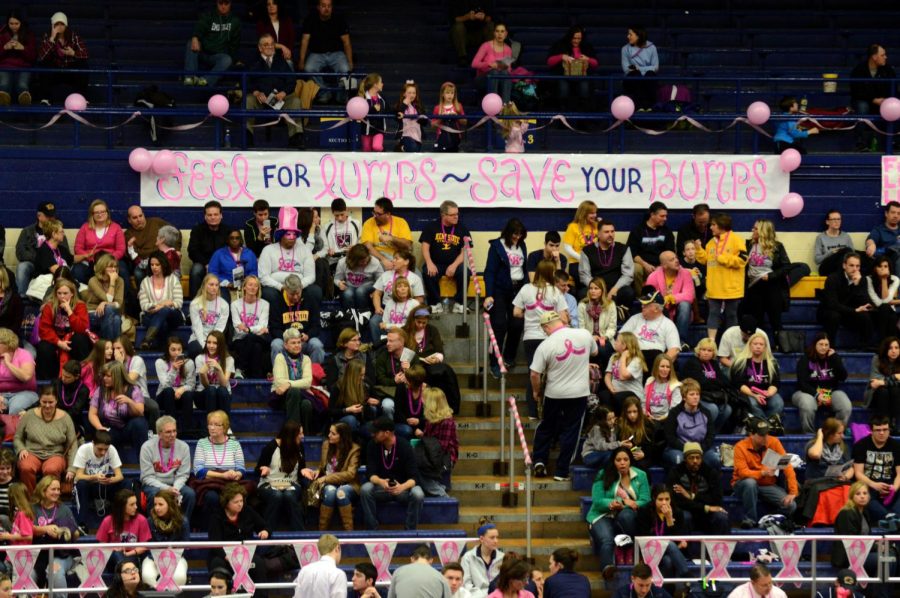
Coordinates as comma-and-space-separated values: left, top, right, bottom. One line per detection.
814, 210, 856, 276
139, 416, 195, 519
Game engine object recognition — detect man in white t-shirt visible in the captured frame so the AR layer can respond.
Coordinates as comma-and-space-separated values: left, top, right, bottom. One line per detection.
530, 310, 597, 481
620, 286, 681, 370
513, 269, 570, 419
726, 563, 787, 598
718, 314, 769, 372
69, 430, 124, 531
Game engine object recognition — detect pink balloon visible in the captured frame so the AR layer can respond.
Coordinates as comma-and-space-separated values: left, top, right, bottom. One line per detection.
346, 96, 369, 120
779, 148, 802, 173
746, 101, 771, 126
880, 97, 900, 122
611, 95, 635, 121
152, 150, 176, 176
780, 192, 804, 219
64, 93, 87, 112
128, 148, 153, 173
481, 93, 503, 117
207, 94, 229, 118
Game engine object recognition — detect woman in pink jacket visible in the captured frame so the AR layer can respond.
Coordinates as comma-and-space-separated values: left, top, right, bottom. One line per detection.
73, 199, 127, 285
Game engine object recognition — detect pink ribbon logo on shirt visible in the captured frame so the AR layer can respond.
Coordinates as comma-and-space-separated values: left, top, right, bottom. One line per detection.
294, 543, 319, 568
151, 548, 183, 592
639, 538, 669, 587
508, 254, 522, 267
10, 548, 38, 590
555, 339, 586, 362
365, 542, 397, 582
79, 547, 112, 596
703, 540, 736, 579
773, 539, 805, 587
346, 271, 366, 286
842, 538, 873, 588
525, 298, 555, 311
277, 257, 296, 271
228, 545, 257, 593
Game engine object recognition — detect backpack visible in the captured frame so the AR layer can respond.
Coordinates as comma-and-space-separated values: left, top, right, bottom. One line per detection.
414, 436, 450, 481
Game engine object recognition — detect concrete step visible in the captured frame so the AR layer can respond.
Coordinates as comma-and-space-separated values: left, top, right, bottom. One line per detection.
449, 474, 582, 507
459, 505, 587, 536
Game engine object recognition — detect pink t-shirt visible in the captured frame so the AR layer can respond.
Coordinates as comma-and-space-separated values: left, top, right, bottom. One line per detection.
471, 41, 513, 76
0, 348, 37, 393
11, 511, 33, 545
487, 591, 535, 598
96, 514, 151, 544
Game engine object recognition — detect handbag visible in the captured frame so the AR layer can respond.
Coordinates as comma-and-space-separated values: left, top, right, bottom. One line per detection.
305, 483, 322, 508
562, 58, 587, 76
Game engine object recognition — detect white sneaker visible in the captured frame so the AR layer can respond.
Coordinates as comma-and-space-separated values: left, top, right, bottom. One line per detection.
452, 303, 465, 314
234, 368, 245, 380
430, 303, 444, 314
183, 76, 196, 86
196, 77, 208, 86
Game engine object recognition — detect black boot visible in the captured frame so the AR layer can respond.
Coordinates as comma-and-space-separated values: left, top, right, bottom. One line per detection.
140, 327, 159, 351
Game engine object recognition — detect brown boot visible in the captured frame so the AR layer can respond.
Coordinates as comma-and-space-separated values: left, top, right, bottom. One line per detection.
338, 504, 354, 530
318, 505, 334, 531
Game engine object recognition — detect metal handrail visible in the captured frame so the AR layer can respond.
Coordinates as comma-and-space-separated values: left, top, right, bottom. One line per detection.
507, 395, 533, 559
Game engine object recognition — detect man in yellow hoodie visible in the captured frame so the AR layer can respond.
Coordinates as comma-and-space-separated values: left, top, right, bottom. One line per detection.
731, 417, 798, 529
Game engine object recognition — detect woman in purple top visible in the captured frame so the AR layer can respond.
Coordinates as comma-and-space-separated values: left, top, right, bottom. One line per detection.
88, 361, 148, 451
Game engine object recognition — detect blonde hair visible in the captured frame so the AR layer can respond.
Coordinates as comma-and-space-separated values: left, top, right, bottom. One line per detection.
0, 267, 10, 293
87, 199, 109, 229
192, 273, 223, 307
207, 409, 230, 431
336, 358, 366, 409
694, 337, 718, 354
0, 328, 18, 350
733, 332, 777, 379
391, 277, 411, 302
358, 73, 382, 96
580, 277, 611, 309
842, 481, 869, 511
241, 275, 261, 299
437, 82, 462, 113
93, 253, 118, 279
755, 219, 777, 259
649, 353, 679, 388
573, 200, 598, 228
499, 101, 524, 139
43, 219, 64, 238
424, 387, 453, 423
615, 332, 647, 372
48, 279, 81, 311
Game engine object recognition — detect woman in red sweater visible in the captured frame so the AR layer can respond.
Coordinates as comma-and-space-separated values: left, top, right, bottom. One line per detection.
36, 278, 92, 379
73, 199, 126, 285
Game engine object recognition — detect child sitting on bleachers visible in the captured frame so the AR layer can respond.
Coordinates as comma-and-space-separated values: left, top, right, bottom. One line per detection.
581, 406, 625, 469
774, 95, 818, 155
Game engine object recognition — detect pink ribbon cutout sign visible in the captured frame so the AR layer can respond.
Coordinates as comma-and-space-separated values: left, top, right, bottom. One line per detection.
436, 540, 469, 567
227, 545, 257, 593
365, 541, 397, 582
293, 543, 320, 568
638, 538, 670, 587
555, 339, 587, 362
9, 547, 39, 591
702, 540, 736, 579
841, 538, 874, 588
78, 547, 113, 597
150, 548, 184, 592
773, 539, 806, 588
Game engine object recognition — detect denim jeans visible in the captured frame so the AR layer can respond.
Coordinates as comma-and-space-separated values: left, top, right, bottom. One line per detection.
270, 337, 326, 365
791, 390, 852, 434
321, 484, 357, 507
673, 301, 691, 343
590, 508, 637, 569
745, 391, 785, 421
90, 306, 122, 341
420, 477, 448, 497
15, 261, 33, 297
304, 51, 351, 96
360, 482, 425, 530
663, 447, 720, 469
0, 71, 30, 95
143, 484, 196, 520
259, 483, 306, 531
3, 390, 38, 415
196, 385, 232, 415
141, 306, 184, 343
582, 450, 612, 469
32, 553, 73, 590
701, 400, 732, 434
184, 42, 233, 87
339, 282, 374, 310
75, 479, 122, 530
108, 417, 150, 451
733, 477, 797, 523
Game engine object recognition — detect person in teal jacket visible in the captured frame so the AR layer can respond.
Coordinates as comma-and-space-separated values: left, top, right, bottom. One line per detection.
183, 0, 242, 87
586, 446, 651, 581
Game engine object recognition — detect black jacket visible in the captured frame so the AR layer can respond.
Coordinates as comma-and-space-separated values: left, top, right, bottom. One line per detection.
796, 353, 848, 394
665, 461, 724, 519
247, 53, 295, 95
187, 222, 233, 264
243, 216, 278, 257
850, 59, 896, 103
365, 437, 419, 485
663, 402, 715, 452
832, 507, 872, 568
745, 239, 793, 310
679, 356, 728, 395
819, 271, 870, 315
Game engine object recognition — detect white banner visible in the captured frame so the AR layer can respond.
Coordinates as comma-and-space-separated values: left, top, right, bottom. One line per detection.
139, 151, 790, 210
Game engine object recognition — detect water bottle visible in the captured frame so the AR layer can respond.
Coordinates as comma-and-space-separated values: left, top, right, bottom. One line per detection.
224, 128, 232, 149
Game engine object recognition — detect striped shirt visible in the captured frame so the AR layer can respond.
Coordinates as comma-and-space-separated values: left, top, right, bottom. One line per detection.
193, 438, 244, 478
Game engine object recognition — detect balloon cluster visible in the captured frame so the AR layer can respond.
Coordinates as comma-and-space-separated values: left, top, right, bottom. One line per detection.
128, 148, 176, 175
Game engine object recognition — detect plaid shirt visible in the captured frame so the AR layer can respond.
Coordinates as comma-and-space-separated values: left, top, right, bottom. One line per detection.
38, 32, 88, 68
424, 418, 459, 464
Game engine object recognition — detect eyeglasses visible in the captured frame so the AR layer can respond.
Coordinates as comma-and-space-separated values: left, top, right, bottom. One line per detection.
121, 567, 139, 574
208, 422, 224, 427
93, 210, 108, 215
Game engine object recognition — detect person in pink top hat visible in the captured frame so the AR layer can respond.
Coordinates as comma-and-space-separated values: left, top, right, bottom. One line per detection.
258, 206, 321, 307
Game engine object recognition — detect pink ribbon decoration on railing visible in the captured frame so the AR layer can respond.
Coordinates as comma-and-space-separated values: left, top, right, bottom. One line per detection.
78, 547, 112, 597
555, 339, 587, 362
773, 539, 806, 588
703, 540, 736, 579
482, 313, 507, 375
462, 237, 482, 298
507, 396, 532, 466
365, 541, 397, 582
436, 540, 470, 567
842, 538, 874, 588
150, 548, 184, 593
10, 548, 39, 590
228, 545, 257, 593
293, 543, 320, 567
638, 538, 670, 587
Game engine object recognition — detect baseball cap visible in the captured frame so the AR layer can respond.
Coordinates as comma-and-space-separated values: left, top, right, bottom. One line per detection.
836, 569, 857, 588
739, 315, 758, 336
638, 286, 664, 306
539, 311, 561, 325
682, 442, 703, 457
50, 12, 68, 27
747, 418, 770, 436
38, 202, 56, 217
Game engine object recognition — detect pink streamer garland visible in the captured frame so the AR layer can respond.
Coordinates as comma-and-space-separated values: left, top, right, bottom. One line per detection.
506, 395, 532, 466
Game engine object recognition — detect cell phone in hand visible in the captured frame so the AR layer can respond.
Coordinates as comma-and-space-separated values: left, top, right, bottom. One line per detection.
388, 479, 398, 487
